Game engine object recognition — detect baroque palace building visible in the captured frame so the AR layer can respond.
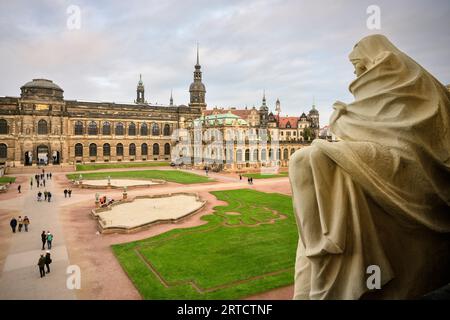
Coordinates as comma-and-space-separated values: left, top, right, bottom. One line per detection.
0, 48, 319, 170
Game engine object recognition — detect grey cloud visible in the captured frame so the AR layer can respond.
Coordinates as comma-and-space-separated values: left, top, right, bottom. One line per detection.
0, 0, 449, 125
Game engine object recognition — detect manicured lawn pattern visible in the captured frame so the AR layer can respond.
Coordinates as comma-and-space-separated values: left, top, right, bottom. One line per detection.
0, 176, 16, 185
76, 161, 170, 171
243, 172, 289, 179
67, 170, 212, 184
112, 189, 297, 299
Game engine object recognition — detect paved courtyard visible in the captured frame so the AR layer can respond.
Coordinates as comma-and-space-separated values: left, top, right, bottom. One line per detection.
0, 166, 293, 300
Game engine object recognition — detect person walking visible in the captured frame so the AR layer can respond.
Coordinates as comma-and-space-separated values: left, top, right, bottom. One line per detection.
49, 173, 52, 179
37, 191, 42, 201
64, 189, 68, 198
44, 190, 48, 201
10, 217, 17, 233
37, 255, 46, 278
18, 216, 23, 232
23, 216, 30, 232
18, 185, 21, 193
239, 174, 242, 181
41, 231, 47, 250
43, 179, 46, 187
45, 251, 52, 274
30, 178, 33, 190
68, 189, 72, 198
46, 232, 53, 249
47, 192, 52, 202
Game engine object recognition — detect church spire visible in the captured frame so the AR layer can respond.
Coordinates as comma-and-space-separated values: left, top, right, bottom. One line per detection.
189, 44, 206, 111
169, 90, 173, 106
196, 42, 200, 66
135, 74, 146, 104
275, 98, 281, 115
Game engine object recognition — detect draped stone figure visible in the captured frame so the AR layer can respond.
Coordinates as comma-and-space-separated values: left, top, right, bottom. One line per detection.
289, 34, 450, 300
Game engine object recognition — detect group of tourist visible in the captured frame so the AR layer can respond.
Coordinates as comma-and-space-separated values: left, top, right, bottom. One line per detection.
63, 189, 72, 198
37, 251, 52, 278
37, 232, 54, 278
37, 190, 52, 202
238, 174, 254, 185
33, 171, 51, 189
9, 216, 31, 233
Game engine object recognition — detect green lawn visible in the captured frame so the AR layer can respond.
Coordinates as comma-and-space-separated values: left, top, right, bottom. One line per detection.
67, 170, 212, 184
112, 189, 298, 299
0, 176, 16, 185
76, 161, 170, 171
243, 172, 289, 179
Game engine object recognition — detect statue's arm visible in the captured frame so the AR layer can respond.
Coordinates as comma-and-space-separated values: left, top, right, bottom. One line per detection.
330, 101, 348, 124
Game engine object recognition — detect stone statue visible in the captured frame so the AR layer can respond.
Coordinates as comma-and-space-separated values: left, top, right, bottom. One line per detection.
107, 176, 111, 184
289, 34, 450, 300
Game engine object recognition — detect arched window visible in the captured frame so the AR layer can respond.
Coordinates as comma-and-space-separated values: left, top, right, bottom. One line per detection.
115, 122, 124, 135
253, 149, 258, 162
153, 143, 159, 155
140, 123, 148, 136
277, 148, 281, 160
0, 119, 8, 135
245, 149, 250, 162
74, 121, 83, 135
0, 143, 7, 158
236, 150, 243, 162
283, 148, 289, 160
103, 143, 110, 156
75, 143, 83, 157
102, 122, 111, 135
129, 143, 136, 156
164, 143, 170, 155
141, 143, 148, 156
128, 122, 136, 136
269, 148, 273, 160
38, 120, 48, 134
116, 143, 124, 156
261, 149, 267, 161
226, 148, 234, 162
89, 143, 97, 157
88, 121, 98, 135
152, 123, 160, 136
163, 124, 171, 136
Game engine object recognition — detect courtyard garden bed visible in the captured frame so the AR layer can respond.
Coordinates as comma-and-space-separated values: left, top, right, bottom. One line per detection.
112, 189, 297, 299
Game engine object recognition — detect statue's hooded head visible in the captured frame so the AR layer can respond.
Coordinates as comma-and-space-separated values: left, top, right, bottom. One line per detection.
348, 34, 400, 77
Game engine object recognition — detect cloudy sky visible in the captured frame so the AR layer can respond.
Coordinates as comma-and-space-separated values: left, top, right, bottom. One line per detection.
0, 0, 449, 125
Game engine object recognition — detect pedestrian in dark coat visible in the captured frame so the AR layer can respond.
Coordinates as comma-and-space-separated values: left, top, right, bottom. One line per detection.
18, 185, 21, 193
41, 231, 47, 250
64, 189, 68, 198
45, 251, 52, 273
68, 189, 72, 198
47, 192, 52, 202
38, 255, 46, 278
10, 217, 17, 233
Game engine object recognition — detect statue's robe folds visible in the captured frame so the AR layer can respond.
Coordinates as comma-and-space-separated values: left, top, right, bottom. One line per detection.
289, 35, 450, 300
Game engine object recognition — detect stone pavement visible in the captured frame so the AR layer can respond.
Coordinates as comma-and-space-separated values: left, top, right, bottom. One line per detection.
0, 172, 76, 299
